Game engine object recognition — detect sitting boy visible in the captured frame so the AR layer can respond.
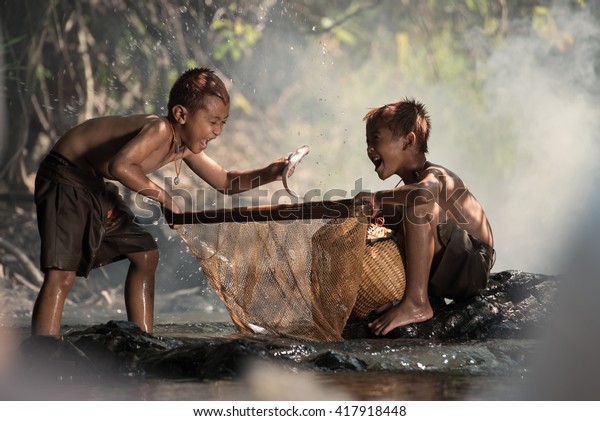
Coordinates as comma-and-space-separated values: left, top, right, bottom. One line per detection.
33, 67, 288, 336
354, 98, 495, 336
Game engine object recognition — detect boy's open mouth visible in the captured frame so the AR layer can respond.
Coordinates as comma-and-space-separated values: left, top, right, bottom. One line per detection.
200, 138, 213, 148
372, 157, 383, 170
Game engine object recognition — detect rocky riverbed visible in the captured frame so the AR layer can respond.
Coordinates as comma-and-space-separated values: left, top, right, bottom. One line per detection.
1, 270, 570, 401
3, 198, 596, 400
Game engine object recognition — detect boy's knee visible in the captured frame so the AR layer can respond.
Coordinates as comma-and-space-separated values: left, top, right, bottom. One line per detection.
128, 249, 159, 268
146, 248, 159, 261
45, 269, 77, 291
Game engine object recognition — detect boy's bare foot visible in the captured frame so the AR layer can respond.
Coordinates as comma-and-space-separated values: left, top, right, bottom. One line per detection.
368, 300, 433, 336
374, 302, 393, 314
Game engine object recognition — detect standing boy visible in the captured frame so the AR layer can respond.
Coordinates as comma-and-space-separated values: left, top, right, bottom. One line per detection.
354, 98, 495, 336
33, 67, 288, 336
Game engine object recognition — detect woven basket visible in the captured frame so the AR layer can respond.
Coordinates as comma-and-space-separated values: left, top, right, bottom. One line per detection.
351, 224, 406, 318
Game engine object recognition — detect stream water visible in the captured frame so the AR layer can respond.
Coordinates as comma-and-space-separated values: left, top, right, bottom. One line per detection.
1, 311, 534, 401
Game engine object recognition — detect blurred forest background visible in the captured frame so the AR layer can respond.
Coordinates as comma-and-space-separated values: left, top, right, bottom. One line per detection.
1, 0, 599, 325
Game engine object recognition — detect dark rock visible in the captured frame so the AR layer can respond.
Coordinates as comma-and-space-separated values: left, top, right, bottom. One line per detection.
18, 320, 183, 380
19, 335, 99, 380
144, 338, 274, 380
309, 350, 367, 371
140, 343, 216, 379
14, 271, 558, 383
342, 270, 560, 340
143, 337, 321, 380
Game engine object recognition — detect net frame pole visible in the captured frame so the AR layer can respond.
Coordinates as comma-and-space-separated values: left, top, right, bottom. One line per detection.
166, 199, 364, 225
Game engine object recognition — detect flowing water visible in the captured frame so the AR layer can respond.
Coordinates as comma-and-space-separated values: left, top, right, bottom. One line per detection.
0, 312, 534, 401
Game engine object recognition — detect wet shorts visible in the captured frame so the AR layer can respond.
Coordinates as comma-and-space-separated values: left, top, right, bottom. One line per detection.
34, 151, 158, 277
428, 221, 495, 301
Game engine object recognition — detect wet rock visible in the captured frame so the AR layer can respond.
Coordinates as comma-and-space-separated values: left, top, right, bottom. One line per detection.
18, 320, 182, 380
14, 271, 558, 383
343, 270, 560, 340
19, 335, 100, 380
309, 350, 367, 371
140, 343, 216, 379
142, 337, 280, 380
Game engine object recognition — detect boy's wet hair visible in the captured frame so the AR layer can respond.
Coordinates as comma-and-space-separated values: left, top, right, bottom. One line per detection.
168, 68, 230, 118
364, 98, 431, 153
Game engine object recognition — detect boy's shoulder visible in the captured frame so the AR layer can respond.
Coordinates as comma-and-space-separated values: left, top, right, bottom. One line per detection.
54, 114, 169, 172
65, 114, 167, 145
423, 162, 460, 181
81, 114, 163, 128
420, 162, 471, 194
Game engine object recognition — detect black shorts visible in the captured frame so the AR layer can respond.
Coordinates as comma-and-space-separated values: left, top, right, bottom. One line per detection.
34, 151, 158, 277
428, 221, 495, 301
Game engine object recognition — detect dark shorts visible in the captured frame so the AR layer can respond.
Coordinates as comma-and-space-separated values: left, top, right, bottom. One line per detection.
428, 221, 495, 301
34, 151, 158, 277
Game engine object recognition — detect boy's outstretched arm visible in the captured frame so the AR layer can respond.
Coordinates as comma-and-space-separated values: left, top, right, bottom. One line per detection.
184, 152, 288, 194
354, 172, 440, 218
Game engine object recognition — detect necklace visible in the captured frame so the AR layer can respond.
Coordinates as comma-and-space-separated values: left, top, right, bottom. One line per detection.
412, 160, 427, 181
396, 160, 428, 187
170, 122, 184, 185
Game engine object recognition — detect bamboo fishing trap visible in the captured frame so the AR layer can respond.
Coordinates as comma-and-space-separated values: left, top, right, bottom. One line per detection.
170, 199, 406, 341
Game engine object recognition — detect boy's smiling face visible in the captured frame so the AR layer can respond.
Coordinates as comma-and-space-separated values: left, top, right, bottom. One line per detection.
179, 95, 230, 153
366, 122, 406, 180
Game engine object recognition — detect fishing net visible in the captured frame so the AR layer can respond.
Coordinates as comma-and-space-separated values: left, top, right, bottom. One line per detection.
172, 200, 406, 341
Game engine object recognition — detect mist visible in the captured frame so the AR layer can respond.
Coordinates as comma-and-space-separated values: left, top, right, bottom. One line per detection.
3, 1, 600, 403
205, 3, 600, 276
3, 1, 599, 313
470, 7, 600, 274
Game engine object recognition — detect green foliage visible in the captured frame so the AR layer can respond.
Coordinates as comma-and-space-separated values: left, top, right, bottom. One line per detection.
0, 0, 594, 188
210, 2, 263, 61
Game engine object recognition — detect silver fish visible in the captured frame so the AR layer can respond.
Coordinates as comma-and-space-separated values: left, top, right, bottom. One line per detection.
283, 145, 310, 198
